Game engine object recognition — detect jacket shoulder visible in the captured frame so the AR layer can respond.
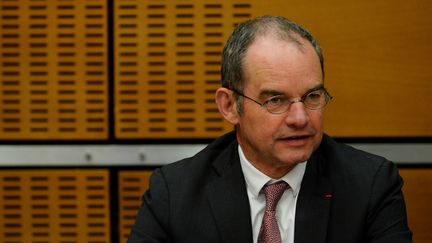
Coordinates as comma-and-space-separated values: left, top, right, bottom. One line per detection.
158, 131, 238, 181
320, 134, 389, 167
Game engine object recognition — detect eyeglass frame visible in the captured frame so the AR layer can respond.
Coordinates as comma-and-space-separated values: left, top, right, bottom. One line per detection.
228, 86, 333, 114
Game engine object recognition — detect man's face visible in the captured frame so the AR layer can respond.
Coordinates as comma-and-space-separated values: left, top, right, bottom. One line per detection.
235, 36, 325, 178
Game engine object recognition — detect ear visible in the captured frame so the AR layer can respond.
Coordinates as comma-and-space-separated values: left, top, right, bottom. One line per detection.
215, 87, 239, 125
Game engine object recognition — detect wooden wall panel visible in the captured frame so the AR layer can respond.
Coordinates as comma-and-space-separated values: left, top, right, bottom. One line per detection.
114, 0, 432, 139
251, 0, 432, 137
400, 168, 432, 243
0, 169, 111, 243
0, 0, 108, 140
118, 170, 152, 243
2, 0, 430, 139
115, 0, 252, 138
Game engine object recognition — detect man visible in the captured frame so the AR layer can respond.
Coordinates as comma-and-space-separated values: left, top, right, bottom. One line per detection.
128, 16, 412, 243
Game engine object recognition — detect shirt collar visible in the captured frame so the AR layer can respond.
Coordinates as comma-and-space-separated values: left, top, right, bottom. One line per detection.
238, 145, 307, 198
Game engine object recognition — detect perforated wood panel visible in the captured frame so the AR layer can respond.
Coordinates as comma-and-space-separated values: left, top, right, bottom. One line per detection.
115, 0, 252, 138
118, 170, 152, 243
2, 0, 430, 140
400, 168, 432, 243
0, 169, 110, 243
115, 0, 432, 139
0, 0, 108, 140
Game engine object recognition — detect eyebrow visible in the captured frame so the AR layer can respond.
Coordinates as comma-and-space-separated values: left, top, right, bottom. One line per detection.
307, 84, 326, 93
258, 83, 325, 98
258, 89, 284, 98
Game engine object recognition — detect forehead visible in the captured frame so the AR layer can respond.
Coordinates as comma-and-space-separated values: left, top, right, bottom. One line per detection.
242, 36, 323, 93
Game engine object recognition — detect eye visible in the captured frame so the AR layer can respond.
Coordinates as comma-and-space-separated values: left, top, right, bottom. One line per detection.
305, 90, 323, 101
264, 95, 285, 107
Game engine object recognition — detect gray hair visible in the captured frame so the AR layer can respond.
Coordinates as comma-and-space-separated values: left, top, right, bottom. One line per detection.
221, 15, 324, 92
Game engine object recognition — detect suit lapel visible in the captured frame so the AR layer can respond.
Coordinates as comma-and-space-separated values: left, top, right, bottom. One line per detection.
295, 149, 333, 243
207, 143, 253, 243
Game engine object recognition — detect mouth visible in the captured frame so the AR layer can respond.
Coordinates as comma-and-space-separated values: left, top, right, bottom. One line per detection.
282, 135, 310, 140
278, 134, 311, 146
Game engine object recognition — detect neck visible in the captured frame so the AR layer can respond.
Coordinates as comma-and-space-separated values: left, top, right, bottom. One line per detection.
249, 160, 296, 179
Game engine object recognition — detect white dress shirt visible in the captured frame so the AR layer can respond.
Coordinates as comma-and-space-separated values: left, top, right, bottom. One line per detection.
238, 145, 307, 243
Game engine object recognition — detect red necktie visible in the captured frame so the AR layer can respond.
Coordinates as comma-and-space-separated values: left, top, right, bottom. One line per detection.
258, 181, 288, 243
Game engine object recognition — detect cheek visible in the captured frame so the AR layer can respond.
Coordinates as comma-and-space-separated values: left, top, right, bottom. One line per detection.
241, 112, 277, 138
309, 111, 324, 129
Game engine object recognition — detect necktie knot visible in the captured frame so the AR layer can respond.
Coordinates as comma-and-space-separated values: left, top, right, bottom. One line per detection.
262, 181, 288, 211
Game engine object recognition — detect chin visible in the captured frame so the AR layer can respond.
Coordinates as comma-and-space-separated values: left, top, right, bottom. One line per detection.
277, 154, 309, 166
284, 149, 314, 164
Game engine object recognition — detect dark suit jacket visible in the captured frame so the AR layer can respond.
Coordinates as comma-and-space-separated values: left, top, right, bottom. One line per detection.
127, 131, 412, 243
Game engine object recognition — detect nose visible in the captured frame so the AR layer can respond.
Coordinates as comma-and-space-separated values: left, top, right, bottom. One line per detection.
284, 101, 310, 128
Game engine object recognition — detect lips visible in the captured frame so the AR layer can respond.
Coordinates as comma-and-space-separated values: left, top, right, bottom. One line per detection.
278, 134, 311, 146
282, 134, 310, 140
287, 135, 308, 139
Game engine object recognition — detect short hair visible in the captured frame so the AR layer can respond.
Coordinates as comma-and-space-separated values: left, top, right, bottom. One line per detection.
221, 15, 324, 92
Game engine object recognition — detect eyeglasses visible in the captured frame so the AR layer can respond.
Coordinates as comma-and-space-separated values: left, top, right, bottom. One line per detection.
230, 88, 332, 114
